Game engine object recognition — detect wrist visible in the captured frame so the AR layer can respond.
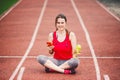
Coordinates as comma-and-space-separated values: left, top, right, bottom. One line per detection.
49, 49, 54, 54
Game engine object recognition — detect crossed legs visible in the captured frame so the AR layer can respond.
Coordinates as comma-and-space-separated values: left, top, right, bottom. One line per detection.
37, 55, 79, 74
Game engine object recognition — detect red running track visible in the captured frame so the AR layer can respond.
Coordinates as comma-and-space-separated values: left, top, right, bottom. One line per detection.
0, 0, 120, 80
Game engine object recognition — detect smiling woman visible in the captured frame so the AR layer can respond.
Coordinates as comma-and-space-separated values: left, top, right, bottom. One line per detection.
0, 0, 18, 15
37, 14, 80, 74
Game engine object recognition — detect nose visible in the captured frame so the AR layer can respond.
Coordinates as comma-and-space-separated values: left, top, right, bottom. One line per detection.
59, 23, 63, 26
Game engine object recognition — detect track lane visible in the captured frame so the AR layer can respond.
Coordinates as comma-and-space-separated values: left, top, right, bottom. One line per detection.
24, 0, 96, 80
0, 58, 21, 80
0, 0, 44, 56
0, 0, 120, 80
74, 0, 120, 80
0, 0, 45, 79
9, 0, 47, 79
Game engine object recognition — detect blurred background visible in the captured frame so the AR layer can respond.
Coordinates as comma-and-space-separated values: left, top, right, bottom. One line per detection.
0, 0, 120, 18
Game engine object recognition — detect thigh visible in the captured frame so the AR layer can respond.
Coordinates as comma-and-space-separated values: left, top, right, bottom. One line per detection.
49, 58, 67, 66
67, 58, 80, 69
48, 57, 59, 66
37, 55, 59, 66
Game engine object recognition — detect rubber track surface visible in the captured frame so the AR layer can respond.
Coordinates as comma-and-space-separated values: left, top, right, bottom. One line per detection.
0, 0, 120, 80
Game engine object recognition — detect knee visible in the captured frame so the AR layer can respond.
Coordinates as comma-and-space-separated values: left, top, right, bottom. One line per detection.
68, 58, 80, 68
37, 55, 48, 65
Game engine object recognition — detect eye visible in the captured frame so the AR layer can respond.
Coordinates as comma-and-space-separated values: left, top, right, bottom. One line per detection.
61, 22, 64, 24
57, 22, 60, 24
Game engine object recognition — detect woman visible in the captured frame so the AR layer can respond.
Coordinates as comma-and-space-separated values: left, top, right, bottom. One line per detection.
37, 14, 80, 74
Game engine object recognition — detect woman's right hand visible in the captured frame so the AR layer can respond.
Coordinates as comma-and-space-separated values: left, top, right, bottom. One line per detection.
47, 42, 54, 54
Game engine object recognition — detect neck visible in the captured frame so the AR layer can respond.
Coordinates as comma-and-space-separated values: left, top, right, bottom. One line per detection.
56, 29, 66, 42
57, 29, 66, 35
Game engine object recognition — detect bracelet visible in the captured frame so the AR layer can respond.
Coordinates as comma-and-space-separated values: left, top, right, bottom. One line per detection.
49, 49, 54, 54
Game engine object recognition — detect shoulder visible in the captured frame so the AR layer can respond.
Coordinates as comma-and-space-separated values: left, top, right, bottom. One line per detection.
49, 32, 54, 37
48, 32, 54, 41
69, 32, 76, 40
70, 32, 75, 37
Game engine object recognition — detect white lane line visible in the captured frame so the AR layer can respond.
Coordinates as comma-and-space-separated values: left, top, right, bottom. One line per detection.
104, 75, 110, 80
71, 0, 101, 80
17, 67, 25, 80
0, 56, 120, 59
78, 56, 120, 59
0, 0, 22, 21
96, 0, 120, 22
9, 0, 48, 80
0, 56, 36, 58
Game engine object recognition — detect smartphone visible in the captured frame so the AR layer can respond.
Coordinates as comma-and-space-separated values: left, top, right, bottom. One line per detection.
46, 42, 53, 46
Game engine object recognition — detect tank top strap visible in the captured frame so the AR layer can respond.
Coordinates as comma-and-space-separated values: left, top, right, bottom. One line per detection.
53, 31, 57, 40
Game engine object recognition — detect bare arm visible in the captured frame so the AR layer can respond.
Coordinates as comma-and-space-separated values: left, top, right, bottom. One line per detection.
69, 32, 77, 57
47, 32, 54, 54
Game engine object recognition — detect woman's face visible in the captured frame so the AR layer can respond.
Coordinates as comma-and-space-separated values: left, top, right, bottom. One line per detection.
56, 18, 66, 31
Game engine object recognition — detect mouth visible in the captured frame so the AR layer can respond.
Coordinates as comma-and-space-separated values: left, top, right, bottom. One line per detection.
58, 26, 64, 30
